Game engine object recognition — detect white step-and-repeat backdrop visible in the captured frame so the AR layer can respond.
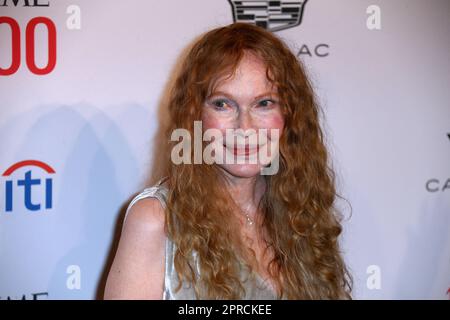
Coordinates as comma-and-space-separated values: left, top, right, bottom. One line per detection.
0, 0, 449, 299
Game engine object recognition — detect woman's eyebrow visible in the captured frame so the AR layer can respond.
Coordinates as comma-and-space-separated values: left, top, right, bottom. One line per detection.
209, 91, 279, 101
252, 92, 279, 101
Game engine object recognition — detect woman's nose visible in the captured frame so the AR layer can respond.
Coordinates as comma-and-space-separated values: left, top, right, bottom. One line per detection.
237, 109, 253, 131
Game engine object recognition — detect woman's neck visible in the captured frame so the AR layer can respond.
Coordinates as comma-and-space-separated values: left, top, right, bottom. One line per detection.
222, 172, 266, 221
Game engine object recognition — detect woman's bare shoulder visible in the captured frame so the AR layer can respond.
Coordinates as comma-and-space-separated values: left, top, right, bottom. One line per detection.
124, 197, 166, 232
103, 197, 166, 299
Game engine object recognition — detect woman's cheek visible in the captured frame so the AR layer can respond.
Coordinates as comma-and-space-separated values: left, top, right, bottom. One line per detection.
262, 113, 284, 142
202, 110, 234, 131
258, 112, 284, 131
272, 115, 285, 130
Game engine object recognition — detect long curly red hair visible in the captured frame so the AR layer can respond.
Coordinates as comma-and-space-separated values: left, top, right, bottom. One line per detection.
162, 22, 352, 299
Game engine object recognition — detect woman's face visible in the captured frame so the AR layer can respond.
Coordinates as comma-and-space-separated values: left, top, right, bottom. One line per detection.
201, 52, 285, 178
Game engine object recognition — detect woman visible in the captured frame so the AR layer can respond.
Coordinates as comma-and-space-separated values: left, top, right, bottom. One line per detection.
104, 22, 352, 299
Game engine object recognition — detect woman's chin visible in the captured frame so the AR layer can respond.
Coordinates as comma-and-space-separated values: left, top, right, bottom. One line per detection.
218, 163, 264, 178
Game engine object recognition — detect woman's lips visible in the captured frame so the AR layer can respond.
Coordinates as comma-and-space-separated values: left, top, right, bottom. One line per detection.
223, 143, 261, 156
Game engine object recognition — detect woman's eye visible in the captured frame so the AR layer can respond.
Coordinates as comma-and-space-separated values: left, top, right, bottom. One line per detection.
212, 99, 228, 110
258, 99, 275, 107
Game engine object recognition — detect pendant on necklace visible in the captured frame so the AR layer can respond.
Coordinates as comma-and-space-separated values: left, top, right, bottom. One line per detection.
245, 214, 254, 226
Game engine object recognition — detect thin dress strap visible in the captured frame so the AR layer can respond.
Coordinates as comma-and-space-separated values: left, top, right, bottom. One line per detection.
123, 177, 168, 223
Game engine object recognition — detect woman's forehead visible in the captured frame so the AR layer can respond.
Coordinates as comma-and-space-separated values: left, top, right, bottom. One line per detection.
211, 56, 276, 92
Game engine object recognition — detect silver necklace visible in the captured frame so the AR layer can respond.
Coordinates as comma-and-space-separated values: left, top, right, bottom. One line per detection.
242, 203, 254, 226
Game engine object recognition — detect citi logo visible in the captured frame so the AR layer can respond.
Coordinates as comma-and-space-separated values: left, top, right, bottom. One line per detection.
2, 160, 55, 212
